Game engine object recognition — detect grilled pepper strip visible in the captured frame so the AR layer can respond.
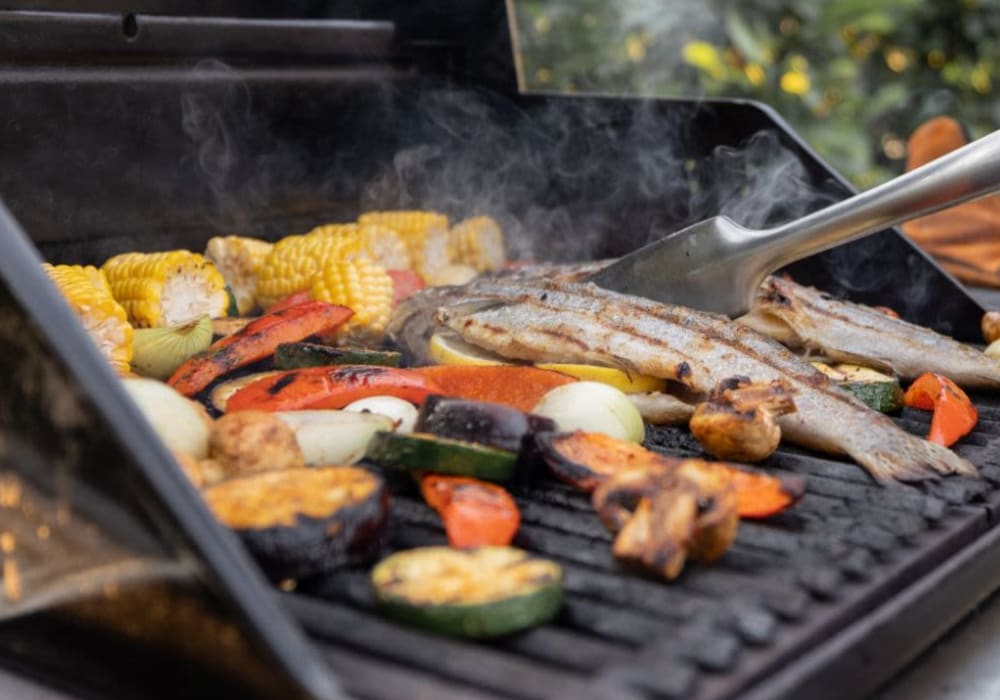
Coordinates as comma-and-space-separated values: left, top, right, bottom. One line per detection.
226, 365, 443, 412
539, 431, 804, 519
267, 290, 312, 313
903, 373, 978, 447
420, 475, 521, 548
168, 300, 354, 396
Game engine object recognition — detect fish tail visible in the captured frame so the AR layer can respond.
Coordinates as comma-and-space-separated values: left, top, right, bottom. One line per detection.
849, 440, 977, 483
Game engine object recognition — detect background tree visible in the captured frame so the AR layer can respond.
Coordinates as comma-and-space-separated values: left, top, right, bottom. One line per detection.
513, 0, 1000, 186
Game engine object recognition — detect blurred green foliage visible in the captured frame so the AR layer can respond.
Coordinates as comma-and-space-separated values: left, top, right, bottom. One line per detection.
513, 0, 1000, 186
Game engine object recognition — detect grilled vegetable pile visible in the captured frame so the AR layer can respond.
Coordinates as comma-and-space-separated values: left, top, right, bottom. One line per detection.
64, 208, 1000, 637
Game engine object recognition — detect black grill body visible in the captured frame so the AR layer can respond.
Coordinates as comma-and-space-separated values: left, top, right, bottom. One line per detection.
2, 4, 1000, 700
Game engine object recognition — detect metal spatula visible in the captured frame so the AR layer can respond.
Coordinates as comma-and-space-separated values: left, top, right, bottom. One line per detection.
587, 129, 1000, 317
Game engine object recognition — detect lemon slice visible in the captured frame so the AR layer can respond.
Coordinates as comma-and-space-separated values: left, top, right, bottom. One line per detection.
428, 332, 512, 367
535, 363, 666, 394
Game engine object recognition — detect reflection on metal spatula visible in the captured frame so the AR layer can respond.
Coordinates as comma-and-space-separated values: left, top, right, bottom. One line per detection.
586, 129, 1000, 317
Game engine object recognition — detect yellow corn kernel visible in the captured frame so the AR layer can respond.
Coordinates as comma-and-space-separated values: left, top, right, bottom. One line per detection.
43, 263, 134, 372
204, 236, 274, 315
448, 216, 507, 273
101, 250, 230, 328
309, 256, 394, 339
255, 224, 410, 309
357, 210, 451, 281
311, 223, 411, 270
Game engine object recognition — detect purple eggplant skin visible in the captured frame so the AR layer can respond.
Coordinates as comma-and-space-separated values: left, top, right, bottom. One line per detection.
416, 395, 557, 454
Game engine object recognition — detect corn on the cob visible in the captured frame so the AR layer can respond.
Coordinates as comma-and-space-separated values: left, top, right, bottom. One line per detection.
43, 263, 134, 372
204, 236, 274, 315
255, 224, 409, 309
310, 255, 394, 340
448, 215, 507, 273
311, 223, 411, 270
101, 250, 230, 328
357, 210, 451, 281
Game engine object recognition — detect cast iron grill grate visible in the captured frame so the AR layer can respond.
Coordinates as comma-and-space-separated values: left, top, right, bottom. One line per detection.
281, 397, 1000, 700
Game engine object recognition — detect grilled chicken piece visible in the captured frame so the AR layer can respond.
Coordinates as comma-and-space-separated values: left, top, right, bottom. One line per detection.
742, 276, 1000, 389
429, 276, 975, 483
593, 464, 739, 579
689, 377, 796, 462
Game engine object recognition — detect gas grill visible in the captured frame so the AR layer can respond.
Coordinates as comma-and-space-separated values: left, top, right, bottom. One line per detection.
3, 3, 1000, 699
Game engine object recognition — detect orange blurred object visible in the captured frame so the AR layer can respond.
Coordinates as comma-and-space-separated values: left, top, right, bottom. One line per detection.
901, 117, 1000, 287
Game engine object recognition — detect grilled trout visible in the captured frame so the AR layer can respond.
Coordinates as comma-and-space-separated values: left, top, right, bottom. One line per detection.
742, 276, 1000, 389
429, 278, 975, 483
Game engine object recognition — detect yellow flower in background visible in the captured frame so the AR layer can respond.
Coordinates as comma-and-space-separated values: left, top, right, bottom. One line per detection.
625, 33, 647, 62
682, 41, 724, 78
780, 70, 811, 95
744, 63, 766, 86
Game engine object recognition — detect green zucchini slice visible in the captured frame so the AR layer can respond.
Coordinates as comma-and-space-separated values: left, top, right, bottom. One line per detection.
372, 546, 563, 638
812, 362, 903, 413
276, 342, 402, 369
204, 466, 388, 580
365, 431, 518, 481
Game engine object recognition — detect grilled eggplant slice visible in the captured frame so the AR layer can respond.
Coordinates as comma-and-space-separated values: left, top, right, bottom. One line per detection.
415, 395, 556, 453
275, 342, 402, 369
372, 546, 563, 638
203, 466, 388, 580
537, 430, 665, 492
365, 431, 518, 481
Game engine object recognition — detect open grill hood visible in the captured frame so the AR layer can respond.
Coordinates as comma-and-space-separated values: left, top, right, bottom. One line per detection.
2, 3, 999, 699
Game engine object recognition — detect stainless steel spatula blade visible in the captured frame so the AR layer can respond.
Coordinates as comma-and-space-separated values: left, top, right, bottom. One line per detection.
587, 129, 1000, 317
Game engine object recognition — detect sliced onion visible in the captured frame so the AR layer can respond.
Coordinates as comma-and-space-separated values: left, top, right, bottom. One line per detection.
121, 378, 211, 459
344, 395, 418, 433
275, 410, 393, 466
532, 381, 645, 443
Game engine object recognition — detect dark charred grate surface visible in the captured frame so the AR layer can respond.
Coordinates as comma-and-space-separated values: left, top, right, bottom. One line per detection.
285, 395, 1000, 700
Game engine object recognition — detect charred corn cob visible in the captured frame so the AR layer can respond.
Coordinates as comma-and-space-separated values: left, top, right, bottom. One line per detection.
101, 250, 230, 328
310, 255, 394, 340
357, 210, 451, 281
43, 263, 134, 372
448, 215, 507, 273
255, 224, 409, 309
204, 236, 274, 315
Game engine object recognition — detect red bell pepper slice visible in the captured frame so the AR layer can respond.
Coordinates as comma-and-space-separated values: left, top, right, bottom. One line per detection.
420, 474, 521, 548
387, 269, 426, 306
903, 373, 977, 447
267, 290, 313, 313
225, 365, 442, 412
168, 301, 353, 396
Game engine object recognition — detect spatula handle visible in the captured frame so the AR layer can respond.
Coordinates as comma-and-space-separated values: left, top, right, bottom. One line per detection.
768, 128, 1000, 269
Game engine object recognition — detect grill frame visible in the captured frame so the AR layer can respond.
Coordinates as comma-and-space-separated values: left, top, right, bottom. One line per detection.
3, 5, 1000, 699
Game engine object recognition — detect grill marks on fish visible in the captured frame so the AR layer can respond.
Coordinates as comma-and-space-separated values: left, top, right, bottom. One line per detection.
433, 279, 976, 483
743, 276, 1000, 389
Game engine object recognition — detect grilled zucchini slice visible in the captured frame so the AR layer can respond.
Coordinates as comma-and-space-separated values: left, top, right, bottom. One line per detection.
276, 342, 402, 369
372, 546, 563, 638
812, 362, 903, 413
203, 466, 388, 580
365, 431, 518, 481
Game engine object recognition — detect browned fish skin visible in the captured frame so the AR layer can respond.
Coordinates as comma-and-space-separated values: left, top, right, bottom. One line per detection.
434, 278, 976, 483
742, 276, 1000, 389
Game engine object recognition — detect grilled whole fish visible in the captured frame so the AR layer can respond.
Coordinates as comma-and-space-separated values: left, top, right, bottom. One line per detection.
742, 276, 1000, 389
431, 278, 976, 483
